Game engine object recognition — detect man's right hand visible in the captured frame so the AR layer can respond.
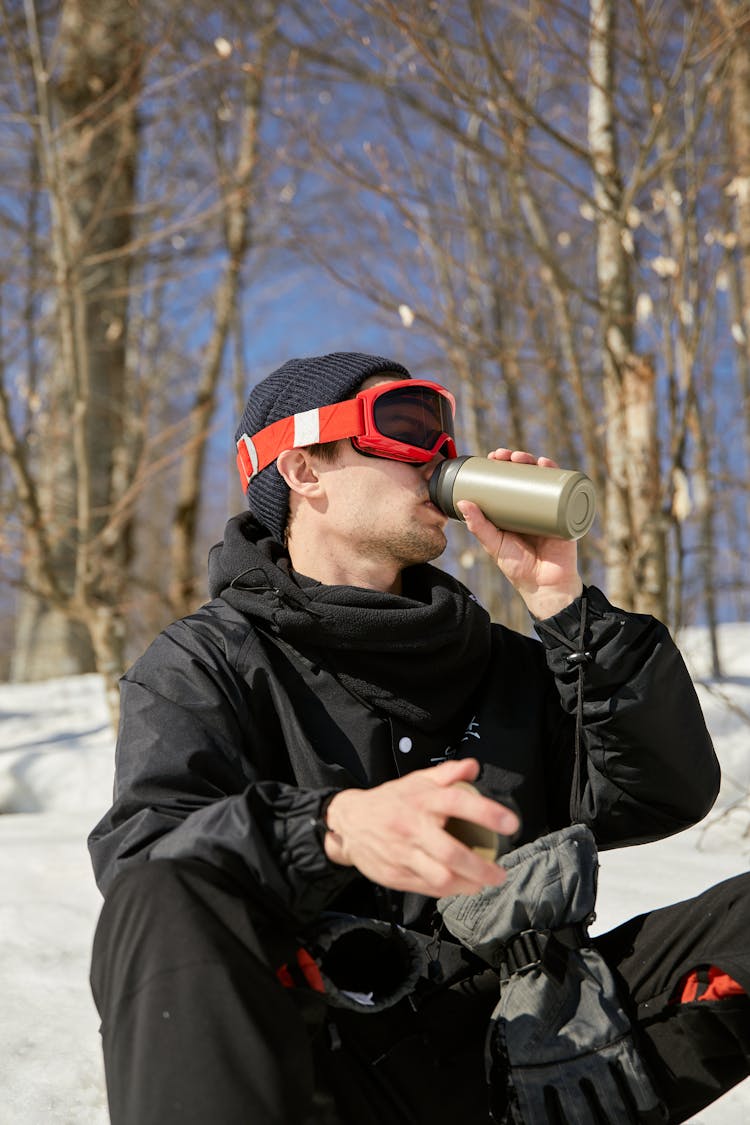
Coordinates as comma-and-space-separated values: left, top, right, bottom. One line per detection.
323, 758, 519, 898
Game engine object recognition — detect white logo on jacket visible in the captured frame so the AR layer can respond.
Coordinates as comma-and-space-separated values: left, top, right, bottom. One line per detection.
430, 715, 481, 764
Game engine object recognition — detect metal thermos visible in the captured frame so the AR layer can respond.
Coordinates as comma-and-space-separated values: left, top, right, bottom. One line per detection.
444, 782, 518, 861
444, 782, 501, 861
429, 455, 596, 540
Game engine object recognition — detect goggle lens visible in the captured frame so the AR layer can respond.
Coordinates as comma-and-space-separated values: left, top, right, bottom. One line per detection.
371, 385, 455, 453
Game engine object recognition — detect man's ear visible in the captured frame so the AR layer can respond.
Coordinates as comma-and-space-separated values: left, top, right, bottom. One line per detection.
276, 448, 324, 498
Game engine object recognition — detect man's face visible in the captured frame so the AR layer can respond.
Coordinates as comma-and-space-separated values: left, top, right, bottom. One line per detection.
309, 375, 450, 570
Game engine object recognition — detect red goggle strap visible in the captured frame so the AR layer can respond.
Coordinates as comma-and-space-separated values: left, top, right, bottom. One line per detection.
236, 399, 362, 489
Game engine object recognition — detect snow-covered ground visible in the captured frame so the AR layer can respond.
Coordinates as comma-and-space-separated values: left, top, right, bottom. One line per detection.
0, 623, 748, 1124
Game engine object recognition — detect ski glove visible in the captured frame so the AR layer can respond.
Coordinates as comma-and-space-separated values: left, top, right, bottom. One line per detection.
438, 824, 666, 1124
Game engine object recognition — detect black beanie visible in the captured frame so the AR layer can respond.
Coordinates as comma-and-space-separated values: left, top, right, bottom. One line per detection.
235, 352, 412, 542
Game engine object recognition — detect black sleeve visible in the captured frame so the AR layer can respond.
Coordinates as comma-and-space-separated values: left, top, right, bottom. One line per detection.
87, 617, 356, 925
537, 586, 720, 848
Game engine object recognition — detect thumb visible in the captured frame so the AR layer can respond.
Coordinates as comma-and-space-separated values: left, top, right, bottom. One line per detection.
457, 500, 504, 557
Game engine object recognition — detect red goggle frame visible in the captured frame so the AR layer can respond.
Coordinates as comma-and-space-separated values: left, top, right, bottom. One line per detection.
236, 379, 457, 489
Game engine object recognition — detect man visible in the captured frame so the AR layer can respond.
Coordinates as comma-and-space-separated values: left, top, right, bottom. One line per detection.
89, 352, 749, 1124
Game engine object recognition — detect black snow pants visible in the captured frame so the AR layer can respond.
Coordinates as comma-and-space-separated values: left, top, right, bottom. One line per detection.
89, 859, 750, 1125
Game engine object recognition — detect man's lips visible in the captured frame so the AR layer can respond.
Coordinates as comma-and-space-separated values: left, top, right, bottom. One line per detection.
422, 497, 447, 519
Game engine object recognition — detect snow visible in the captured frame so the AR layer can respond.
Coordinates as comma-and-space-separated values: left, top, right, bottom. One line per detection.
0, 626, 748, 1124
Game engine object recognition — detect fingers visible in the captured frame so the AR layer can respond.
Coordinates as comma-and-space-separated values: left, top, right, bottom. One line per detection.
427, 756, 482, 787
324, 762, 520, 897
433, 778, 519, 839
486, 447, 560, 469
402, 833, 507, 897
401, 759, 519, 838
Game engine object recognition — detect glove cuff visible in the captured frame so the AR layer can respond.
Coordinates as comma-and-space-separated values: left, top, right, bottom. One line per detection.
306, 913, 424, 1013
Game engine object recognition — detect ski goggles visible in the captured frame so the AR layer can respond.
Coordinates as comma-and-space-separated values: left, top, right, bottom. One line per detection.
236, 379, 457, 489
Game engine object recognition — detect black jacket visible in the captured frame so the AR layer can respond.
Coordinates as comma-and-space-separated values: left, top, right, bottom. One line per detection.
88, 514, 720, 932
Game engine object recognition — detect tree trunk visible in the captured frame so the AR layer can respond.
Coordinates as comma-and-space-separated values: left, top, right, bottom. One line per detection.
622, 356, 667, 619
719, 0, 750, 470
12, 0, 140, 698
168, 24, 275, 618
588, 0, 666, 614
588, 0, 635, 608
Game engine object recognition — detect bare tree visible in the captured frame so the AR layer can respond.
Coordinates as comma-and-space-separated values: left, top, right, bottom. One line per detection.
168, 9, 279, 618
3, 0, 749, 696
587, 0, 666, 615
715, 0, 750, 470
1, 2, 303, 699
282, 0, 739, 626
6, 0, 142, 709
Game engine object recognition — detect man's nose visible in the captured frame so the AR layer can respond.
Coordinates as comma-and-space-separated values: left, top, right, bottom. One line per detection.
420, 448, 450, 477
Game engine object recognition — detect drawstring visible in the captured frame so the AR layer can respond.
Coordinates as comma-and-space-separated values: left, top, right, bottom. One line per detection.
534, 592, 592, 823
229, 566, 328, 619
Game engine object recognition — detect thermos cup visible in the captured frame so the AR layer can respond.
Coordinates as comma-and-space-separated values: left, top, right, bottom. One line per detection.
429, 455, 596, 540
444, 782, 518, 861
444, 782, 501, 861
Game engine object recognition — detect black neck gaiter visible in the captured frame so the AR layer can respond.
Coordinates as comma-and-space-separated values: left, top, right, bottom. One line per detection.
209, 513, 493, 734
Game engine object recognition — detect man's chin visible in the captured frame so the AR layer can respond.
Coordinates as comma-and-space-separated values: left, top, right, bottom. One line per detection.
366, 524, 447, 569
406, 527, 447, 565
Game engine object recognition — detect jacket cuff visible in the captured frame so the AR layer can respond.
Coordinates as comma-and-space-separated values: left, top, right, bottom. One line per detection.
532, 584, 614, 641
265, 785, 358, 919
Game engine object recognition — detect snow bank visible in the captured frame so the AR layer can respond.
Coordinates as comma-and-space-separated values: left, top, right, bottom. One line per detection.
0, 625, 748, 1123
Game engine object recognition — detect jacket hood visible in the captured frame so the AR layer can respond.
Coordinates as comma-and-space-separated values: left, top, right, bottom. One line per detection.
208, 512, 310, 626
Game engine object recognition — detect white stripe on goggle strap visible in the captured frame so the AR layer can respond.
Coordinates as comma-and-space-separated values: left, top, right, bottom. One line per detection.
293, 408, 320, 446
239, 434, 259, 478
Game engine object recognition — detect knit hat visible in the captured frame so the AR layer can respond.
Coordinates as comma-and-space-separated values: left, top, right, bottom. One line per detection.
235, 352, 412, 542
